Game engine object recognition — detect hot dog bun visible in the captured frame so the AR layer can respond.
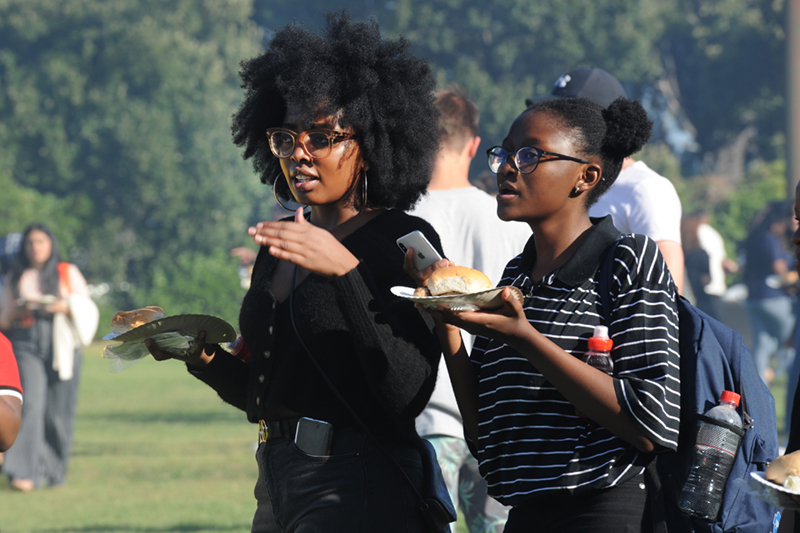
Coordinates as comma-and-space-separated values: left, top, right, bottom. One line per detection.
766, 450, 800, 490
111, 306, 166, 334
427, 266, 492, 296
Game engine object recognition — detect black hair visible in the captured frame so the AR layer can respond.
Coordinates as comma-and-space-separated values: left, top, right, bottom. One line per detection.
9, 223, 61, 298
231, 11, 440, 211
524, 96, 653, 207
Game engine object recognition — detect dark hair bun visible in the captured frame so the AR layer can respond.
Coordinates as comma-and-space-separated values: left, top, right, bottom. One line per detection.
601, 97, 653, 159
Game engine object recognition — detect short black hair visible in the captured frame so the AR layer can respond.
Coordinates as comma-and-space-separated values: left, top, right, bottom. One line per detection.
231, 11, 440, 211
524, 96, 653, 207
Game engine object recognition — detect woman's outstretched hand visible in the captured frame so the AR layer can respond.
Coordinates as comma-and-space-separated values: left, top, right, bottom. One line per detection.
248, 208, 360, 277
146, 331, 217, 368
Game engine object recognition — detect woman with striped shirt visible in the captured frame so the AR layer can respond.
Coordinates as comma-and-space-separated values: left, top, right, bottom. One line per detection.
406, 96, 680, 532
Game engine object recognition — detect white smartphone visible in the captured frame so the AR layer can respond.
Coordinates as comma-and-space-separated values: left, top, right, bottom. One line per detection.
396, 230, 443, 271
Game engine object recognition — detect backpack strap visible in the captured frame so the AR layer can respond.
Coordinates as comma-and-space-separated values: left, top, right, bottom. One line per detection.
598, 235, 669, 533
597, 236, 622, 324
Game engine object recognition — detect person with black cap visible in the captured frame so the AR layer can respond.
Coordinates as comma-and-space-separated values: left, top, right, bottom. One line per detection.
526, 67, 685, 293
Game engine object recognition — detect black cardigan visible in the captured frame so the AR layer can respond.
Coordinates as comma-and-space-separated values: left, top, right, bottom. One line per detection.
190, 209, 444, 445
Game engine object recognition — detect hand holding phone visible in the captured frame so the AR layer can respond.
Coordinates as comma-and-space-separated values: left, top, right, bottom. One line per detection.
396, 231, 443, 271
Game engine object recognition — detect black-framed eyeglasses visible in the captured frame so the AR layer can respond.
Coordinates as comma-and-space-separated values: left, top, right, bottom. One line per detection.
266, 127, 355, 160
486, 146, 591, 174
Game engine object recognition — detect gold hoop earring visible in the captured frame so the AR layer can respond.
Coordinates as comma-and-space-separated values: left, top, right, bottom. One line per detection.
362, 171, 369, 211
273, 175, 306, 211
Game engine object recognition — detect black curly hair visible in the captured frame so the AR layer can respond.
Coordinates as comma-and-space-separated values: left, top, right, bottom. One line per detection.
523, 96, 653, 207
231, 11, 440, 212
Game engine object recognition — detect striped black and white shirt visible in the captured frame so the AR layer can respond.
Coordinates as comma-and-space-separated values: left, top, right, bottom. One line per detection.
470, 216, 680, 507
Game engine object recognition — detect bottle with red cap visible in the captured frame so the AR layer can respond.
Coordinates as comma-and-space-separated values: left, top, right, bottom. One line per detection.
576, 326, 614, 418
582, 325, 614, 375
678, 390, 744, 521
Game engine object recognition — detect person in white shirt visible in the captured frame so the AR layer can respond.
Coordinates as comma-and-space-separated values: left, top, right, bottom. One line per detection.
526, 67, 685, 293
410, 86, 530, 532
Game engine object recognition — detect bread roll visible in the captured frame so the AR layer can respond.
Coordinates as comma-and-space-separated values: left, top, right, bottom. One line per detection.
427, 266, 492, 296
766, 450, 800, 489
111, 306, 166, 334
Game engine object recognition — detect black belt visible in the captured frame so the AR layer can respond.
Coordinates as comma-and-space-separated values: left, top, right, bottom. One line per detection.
258, 417, 302, 443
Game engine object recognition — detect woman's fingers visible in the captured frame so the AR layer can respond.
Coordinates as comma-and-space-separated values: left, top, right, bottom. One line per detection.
403, 250, 453, 287
146, 331, 208, 363
145, 338, 172, 361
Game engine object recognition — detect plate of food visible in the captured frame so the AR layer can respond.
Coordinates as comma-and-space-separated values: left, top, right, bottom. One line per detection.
105, 306, 236, 344
392, 266, 524, 311
101, 306, 237, 373
739, 452, 800, 510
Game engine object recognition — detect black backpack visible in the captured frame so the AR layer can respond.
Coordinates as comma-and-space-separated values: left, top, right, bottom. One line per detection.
599, 238, 780, 532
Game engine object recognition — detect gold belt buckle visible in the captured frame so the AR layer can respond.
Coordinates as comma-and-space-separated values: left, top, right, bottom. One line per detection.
258, 420, 268, 443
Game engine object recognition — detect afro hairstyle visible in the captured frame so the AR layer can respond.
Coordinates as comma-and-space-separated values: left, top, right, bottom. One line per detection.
523, 96, 653, 207
231, 11, 440, 212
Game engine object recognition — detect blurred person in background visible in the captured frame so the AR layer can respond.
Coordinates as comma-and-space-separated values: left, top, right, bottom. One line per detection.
742, 200, 796, 385
146, 12, 449, 532
696, 210, 738, 301
681, 210, 730, 320
0, 223, 90, 491
410, 85, 528, 532
776, 182, 800, 533
527, 67, 685, 294
0, 232, 22, 307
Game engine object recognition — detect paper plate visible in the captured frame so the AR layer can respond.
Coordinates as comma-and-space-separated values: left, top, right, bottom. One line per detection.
391, 286, 524, 311
739, 471, 800, 510
107, 314, 237, 344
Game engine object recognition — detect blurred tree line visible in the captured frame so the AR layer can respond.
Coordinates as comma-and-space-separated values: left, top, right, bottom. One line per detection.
0, 0, 789, 328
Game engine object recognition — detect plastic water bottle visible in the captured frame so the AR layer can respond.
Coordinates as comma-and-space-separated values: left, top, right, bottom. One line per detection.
582, 325, 613, 375
678, 390, 744, 521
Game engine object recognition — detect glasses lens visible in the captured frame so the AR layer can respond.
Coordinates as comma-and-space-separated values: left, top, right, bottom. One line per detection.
488, 148, 507, 173
516, 147, 540, 173
270, 131, 295, 158
305, 132, 332, 155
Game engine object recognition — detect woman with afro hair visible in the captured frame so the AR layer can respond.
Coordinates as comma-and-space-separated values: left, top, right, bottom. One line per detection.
148, 11, 447, 533
407, 97, 681, 532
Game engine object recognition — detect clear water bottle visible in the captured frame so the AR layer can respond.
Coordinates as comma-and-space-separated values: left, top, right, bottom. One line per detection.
582, 325, 613, 374
678, 390, 744, 521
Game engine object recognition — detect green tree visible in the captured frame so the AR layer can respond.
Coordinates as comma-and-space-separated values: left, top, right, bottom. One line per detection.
254, 0, 785, 184
0, 0, 264, 321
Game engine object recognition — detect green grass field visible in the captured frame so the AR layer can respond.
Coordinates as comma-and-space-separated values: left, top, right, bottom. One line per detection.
0, 342, 789, 532
1, 343, 260, 533
0, 344, 470, 533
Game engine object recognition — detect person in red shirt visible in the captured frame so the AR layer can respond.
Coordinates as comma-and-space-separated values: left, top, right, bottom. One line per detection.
0, 331, 23, 452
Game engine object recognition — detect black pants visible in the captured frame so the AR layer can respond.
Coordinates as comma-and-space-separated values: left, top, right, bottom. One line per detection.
503, 473, 648, 533
252, 426, 428, 532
